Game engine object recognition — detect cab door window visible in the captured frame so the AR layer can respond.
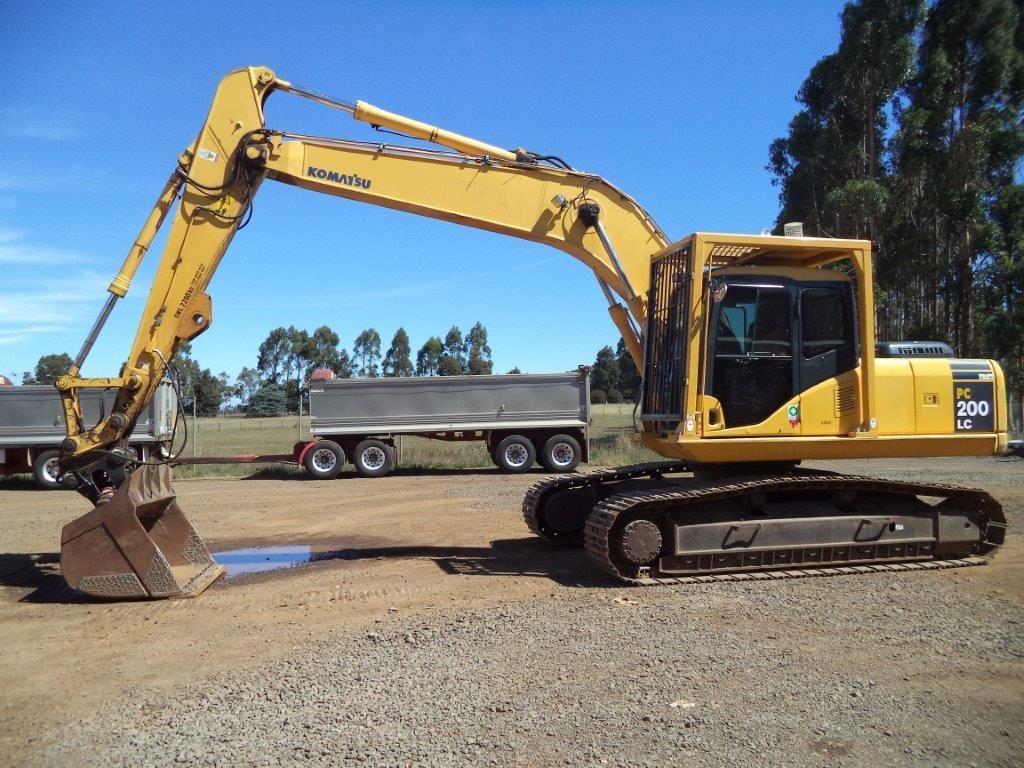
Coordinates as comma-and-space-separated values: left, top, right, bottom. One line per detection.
709, 285, 794, 427
799, 286, 855, 390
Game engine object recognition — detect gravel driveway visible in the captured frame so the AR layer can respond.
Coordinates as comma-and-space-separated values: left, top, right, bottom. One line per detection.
2, 456, 1021, 767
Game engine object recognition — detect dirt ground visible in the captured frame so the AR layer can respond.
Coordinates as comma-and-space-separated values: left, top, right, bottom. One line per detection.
0, 456, 1021, 765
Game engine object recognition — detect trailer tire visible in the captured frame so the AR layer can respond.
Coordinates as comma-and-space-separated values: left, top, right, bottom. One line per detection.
494, 435, 536, 473
353, 439, 394, 478
542, 434, 582, 472
303, 440, 345, 480
33, 449, 63, 490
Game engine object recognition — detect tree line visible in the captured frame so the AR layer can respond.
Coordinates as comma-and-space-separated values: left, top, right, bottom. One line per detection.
234, 322, 496, 415
18, 322, 499, 418
769, 0, 1022, 395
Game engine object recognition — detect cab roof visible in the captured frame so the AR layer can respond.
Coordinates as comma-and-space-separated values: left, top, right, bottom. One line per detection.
661, 232, 872, 272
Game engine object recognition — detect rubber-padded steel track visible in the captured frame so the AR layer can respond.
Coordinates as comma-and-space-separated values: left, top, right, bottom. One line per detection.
593, 555, 990, 586
523, 462, 693, 541
523, 462, 1006, 586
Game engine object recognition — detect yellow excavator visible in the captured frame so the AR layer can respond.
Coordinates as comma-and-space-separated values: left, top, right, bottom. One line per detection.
55, 67, 1007, 598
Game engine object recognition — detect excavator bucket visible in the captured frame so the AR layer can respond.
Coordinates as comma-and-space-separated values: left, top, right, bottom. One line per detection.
60, 464, 224, 599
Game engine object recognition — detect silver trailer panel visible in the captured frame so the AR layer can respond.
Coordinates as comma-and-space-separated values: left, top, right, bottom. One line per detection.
309, 371, 589, 436
0, 382, 177, 448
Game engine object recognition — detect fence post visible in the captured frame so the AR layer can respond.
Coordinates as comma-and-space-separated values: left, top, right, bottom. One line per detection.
1014, 393, 1023, 439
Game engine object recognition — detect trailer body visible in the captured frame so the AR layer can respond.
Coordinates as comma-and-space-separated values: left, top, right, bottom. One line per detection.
0, 382, 177, 488
303, 369, 591, 477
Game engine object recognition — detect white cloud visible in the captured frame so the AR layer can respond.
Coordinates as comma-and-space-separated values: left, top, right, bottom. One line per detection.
0, 332, 30, 348
0, 226, 24, 243
0, 228, 89, 264
0, 166, 105, 192
0, 326, 73, 347
0, 106, 82, 141
0, 273, 109, 327
355, 280, 457, 302
219, 279, 456, 310
0, 234, 104, 335
0, 172, 49, 192
0, 242, 86, 264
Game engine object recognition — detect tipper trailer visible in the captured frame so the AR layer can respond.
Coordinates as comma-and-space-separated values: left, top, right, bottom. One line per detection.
299, 369, 591, 478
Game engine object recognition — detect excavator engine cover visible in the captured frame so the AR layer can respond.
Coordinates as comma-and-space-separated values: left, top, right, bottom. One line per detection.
60, 464, 224, 598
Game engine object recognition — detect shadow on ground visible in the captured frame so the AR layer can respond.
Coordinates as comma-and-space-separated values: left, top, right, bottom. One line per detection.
326, 537, 607, 588
218, 536, 611, 590
229, 466, 552, 482
0, 477, 49, 491
0, 552, 87, 604
0, 537, 612, 605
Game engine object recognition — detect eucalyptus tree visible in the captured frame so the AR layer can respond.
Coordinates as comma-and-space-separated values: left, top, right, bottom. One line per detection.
352, 328, 382, 378
439, 326, 466, 376
416, 336, 444, 376
769, 0, 922, 241
383, 327, 414, 377
465, 322, 493, 375
887, 0, 1023, 354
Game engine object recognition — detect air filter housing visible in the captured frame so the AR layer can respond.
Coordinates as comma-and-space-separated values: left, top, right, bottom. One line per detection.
875, 341, 955, 358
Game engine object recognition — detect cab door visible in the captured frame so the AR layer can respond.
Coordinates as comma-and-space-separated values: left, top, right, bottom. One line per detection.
794, 284, 858, 436
704, 282, 797, 431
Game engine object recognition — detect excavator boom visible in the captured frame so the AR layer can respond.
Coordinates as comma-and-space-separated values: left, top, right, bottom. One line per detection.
58, 67, 664, 476
55, 66, 669, 597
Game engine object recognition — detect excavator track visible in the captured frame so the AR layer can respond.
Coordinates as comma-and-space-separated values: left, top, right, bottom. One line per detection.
524, 462, 694, 544
523, 463, 1005, 585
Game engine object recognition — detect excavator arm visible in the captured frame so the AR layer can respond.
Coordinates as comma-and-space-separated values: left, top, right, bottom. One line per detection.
58, 66, 666, 479
53, 66, 668, 598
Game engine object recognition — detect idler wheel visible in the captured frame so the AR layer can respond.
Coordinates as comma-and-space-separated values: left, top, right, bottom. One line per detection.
529, 486, 596, 545
619, 519, 663, 565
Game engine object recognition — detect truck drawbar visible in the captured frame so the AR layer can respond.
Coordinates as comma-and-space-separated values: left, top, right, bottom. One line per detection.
301, 369, 591, 478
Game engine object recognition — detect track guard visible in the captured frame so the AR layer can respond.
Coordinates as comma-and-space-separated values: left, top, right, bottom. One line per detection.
60, 464, 224, 599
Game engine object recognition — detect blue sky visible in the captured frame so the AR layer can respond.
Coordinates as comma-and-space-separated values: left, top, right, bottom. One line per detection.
2, 1, 847, 384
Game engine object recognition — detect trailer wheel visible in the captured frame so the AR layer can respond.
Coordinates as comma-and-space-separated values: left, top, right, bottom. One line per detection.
494, 435, 536, 473
33, 449, 63, 490
542, 434, 582, 472
303, 440, 345, 480
353, 439, 394, 478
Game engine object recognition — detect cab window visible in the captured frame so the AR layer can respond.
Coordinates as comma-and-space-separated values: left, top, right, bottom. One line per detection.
710, 285, 793, 427
801, 288, 846, 359
798, 285, 856, 388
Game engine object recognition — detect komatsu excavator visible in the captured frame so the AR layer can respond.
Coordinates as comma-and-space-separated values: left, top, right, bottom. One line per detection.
55, 67, 1007, 598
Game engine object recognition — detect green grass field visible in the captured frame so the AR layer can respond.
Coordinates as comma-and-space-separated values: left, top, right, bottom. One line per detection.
168, 402, 660, 478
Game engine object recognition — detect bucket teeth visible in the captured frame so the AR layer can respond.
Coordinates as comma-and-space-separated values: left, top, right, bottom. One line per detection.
60, 464, 224, 599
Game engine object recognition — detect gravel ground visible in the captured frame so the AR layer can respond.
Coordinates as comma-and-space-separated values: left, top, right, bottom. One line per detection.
26, 573, 1024, 768
7, 457, 1023, 768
